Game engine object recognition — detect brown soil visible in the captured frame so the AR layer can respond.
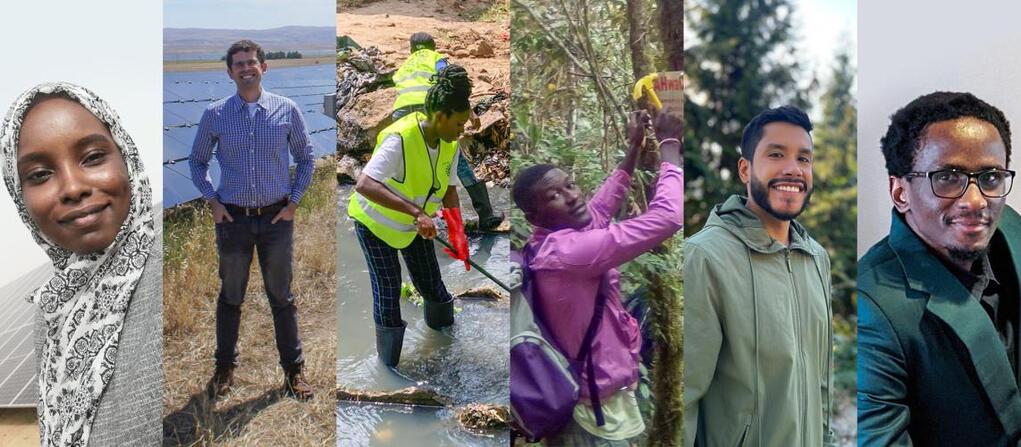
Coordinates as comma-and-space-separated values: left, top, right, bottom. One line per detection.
0, 409, 39, 446
164, 56, 335, 73
162, 162, 337, 446
336, 0, 511, 187
337, 0, 510, 95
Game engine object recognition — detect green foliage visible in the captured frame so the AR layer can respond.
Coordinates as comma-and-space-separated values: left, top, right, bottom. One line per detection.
683, 0, 811, 235
478, 1, 510, 22
400, 281, 423, 306
684, 0, 858, 419
511, 1, 685, 443
510, 0, 668, 247
510, 0, 682, 300
399, 281, 461, 313
797, 48, 858, 317
684, 0, 857, 320
833, 314, 857, 397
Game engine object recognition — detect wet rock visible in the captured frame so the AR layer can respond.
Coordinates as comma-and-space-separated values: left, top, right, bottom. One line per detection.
337, 88, 396, 156
335, 386, 452, 407
456, 404, 510, 431
337, 155, 363, 184
455, 287, 507, 301
464, 219, 511, 235
336, 46, 394, 112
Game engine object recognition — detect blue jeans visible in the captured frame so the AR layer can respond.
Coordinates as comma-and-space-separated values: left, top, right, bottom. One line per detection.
214, 214, 304, 368
391, 105, 480, 187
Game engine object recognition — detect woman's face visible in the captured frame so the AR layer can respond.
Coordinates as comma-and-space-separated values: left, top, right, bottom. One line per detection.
16, 97, 131, 254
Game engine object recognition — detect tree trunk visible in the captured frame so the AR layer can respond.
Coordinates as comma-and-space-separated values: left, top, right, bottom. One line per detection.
658, 0, 684, 71
647, 1, 685, 445
627, 0, 651, 81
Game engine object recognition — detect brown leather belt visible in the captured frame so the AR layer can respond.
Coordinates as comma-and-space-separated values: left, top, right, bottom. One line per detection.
224, 199, 288, 217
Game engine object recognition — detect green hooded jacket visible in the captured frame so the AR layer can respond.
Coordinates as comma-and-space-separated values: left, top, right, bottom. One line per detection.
683, 195, 834, 447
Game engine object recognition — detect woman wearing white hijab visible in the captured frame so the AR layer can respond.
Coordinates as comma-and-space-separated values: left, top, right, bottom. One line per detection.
0, 82, 161, 446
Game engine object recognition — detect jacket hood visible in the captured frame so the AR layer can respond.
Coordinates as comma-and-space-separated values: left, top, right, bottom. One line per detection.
703, 194, 822, 255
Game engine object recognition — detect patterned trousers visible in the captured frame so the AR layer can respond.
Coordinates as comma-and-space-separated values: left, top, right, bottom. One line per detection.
354, 220, 453, 327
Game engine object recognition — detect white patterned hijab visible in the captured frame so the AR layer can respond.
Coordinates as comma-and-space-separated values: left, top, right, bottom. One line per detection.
0, 82, 154, 447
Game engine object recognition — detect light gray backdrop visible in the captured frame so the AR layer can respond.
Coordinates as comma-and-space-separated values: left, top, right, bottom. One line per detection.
858, 0, 1021, 258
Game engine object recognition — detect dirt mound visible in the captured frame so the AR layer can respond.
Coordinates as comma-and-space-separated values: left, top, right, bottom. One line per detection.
436, 27, 507, 59
337, 0, 510, 184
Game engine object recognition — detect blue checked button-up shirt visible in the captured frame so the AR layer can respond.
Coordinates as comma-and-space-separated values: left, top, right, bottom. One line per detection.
189, 90, 315, 208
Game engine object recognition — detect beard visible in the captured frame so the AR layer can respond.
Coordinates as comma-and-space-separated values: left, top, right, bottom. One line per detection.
946, 246, 988, 263
941, 209, 995, 264
749, 172, 813, 221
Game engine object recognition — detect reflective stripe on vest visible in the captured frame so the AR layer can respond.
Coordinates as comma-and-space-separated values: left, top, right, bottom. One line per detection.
348, 111, 457, 249
395, 70, 436, 84
383, 182, 444, 207
392, 49, 444, 111
352, 194, 417, 233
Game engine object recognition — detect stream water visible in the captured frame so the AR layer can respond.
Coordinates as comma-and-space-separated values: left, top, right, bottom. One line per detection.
336, 185, 511, 446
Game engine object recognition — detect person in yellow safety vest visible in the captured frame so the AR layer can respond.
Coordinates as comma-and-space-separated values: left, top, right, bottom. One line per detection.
392, 32, 505, 231
349, 65, 474, 367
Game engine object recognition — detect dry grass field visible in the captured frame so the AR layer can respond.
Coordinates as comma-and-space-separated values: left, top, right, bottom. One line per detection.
162, 160, 337, 446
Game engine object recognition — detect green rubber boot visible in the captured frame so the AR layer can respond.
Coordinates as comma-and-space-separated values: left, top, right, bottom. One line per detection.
465, 182, 504, 231
423, 298, 455, 330
375, 321, 407, 367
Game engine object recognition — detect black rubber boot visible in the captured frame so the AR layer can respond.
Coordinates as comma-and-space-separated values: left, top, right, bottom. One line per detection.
465, 182, 504, 231
423, 298, 455, 330
375, 321, 407, 367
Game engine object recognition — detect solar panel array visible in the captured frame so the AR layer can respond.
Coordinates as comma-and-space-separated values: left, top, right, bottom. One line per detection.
0, 263, 50, 408
163, 63, 336, 207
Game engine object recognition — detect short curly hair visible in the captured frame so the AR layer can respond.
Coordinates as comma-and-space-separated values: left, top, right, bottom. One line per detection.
881, 91, 1012, 177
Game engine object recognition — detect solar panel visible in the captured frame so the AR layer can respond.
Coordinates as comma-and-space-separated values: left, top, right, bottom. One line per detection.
0, 263, 50, 408
163, 63, 336, 208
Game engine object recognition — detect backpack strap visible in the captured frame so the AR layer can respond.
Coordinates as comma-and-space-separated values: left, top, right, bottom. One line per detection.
520, 243, 609, 427
574, 275, 609, 427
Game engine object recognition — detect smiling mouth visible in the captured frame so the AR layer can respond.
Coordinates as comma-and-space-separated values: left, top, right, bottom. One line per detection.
59, 203, 109, 227
770, 181, 805, 193
948, 218, 991, 233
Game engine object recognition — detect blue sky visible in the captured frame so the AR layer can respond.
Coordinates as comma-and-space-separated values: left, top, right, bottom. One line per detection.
164, 0, 334, 29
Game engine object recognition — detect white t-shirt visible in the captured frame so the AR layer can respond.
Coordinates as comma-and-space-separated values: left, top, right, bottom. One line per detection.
362, 119, 461, 187
245, 101, 259, 119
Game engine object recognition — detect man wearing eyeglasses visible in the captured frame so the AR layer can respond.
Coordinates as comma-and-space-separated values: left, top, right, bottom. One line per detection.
858, 91, 1021, 445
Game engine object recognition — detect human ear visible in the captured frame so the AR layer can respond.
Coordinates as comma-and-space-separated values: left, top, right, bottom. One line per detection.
890, 176, 911, 213
738, 157, 751, 184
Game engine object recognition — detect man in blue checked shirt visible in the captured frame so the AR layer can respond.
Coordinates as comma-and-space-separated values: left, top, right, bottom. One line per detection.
189, 39, 315, 401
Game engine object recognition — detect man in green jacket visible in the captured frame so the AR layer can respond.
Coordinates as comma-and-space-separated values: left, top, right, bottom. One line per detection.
684, 106, 834, 447
858, 91, 1021, 446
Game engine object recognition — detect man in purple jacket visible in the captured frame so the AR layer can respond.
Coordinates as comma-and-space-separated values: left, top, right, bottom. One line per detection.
512, 109, 684, 444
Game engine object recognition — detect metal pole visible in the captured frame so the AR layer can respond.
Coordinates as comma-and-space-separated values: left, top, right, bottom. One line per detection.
433, 236, 511, 292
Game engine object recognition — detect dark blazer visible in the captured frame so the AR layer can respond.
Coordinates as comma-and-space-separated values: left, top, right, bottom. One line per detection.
858, 208, 1021, 446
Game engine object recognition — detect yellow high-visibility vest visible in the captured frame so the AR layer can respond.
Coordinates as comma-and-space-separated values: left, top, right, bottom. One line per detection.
392, 49, 445, 111
348, 111, 457, 248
